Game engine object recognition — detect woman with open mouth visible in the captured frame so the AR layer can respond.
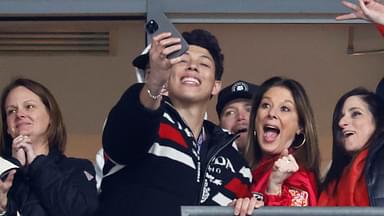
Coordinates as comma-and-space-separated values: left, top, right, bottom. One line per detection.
232, 76, 320, 213
319, 88, 384, 206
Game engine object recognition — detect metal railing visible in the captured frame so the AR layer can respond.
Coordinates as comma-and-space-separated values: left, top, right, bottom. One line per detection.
181, 206, 384, 216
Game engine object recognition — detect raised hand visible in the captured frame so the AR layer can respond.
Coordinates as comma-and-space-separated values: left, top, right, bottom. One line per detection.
267, 149, 299, 195
12, 135, 38, 166
336, 0, 384, 25
12, 135, 27, 166
146, 32, 182, 95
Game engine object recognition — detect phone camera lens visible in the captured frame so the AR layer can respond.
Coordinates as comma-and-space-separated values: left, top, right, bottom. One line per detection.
146, 19, 159, 34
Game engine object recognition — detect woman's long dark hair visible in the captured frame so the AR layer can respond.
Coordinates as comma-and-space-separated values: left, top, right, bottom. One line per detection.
321, 88, 384, 193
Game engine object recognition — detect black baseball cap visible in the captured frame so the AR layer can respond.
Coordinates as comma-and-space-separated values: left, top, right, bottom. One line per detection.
132, 45, 151, 70
216, 80, 259, 117
132, 53, 149, 70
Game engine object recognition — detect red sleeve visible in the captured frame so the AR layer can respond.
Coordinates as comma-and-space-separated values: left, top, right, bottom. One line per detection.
264, 168, 318, 206
376, 24, 384, 37
264, 185, 292, 206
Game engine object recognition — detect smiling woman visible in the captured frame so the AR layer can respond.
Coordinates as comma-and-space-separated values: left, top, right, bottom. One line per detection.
0, 78, 98, 216
319, 88, 384, 206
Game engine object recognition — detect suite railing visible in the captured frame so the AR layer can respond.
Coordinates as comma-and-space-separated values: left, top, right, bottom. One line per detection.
181, 206, 384, 216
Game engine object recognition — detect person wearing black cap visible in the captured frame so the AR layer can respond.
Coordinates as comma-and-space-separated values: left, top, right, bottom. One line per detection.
99, 29, 259, 216
216, 80, 259, 153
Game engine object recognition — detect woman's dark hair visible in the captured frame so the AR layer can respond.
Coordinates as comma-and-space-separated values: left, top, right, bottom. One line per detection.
182, 29, 224, 80
321, 87, 384, 193
0, 78, 67, 156
244, 76, 320, 183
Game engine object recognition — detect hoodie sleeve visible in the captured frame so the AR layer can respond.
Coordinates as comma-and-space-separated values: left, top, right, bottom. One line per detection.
102, 83, 164, 164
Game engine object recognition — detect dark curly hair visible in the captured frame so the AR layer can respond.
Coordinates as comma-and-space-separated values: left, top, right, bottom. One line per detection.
182, 29, 224, 80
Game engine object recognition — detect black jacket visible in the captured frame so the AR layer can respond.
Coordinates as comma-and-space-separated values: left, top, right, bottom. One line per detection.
6, 151, 98, 216
365, 134, 384, 206
99, 83, 252, 216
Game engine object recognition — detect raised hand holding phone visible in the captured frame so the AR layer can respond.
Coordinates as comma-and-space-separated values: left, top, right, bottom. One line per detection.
146, 0, 189, 59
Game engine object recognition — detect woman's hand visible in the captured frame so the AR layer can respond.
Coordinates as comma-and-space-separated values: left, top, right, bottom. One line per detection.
12, 135, 37, 166
12, 135, 27, 166
229, 197, 264, 216
0, 170, 16, 211
336, 0, 384, 25
267, 149, 299, 195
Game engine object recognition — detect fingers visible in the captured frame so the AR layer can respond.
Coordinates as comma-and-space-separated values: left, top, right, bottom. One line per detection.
152, 32, 182, 59
233, 198, 250, 216
336, 0, 368, 21
3, 170, 15, 189
336, 1, 358, 20
0, 170, 15, 211
336, 13, 358, 20
232, 197, 264, 216
233, 198, 242, 215
246, 197, 257, 216
287, 154, 299, 171
358, 0, 371, 15
0, 170, 15, 193
12, 135, 35, 165
13, 135, 32, 152
17, 142, 36, 165
342, 0, 360, 11
274, 154, 299, 173
228, 198, 236, 207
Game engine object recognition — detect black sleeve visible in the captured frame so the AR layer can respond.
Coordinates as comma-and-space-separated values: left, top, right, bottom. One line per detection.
102, 83, 164, 164
6, 168, 49, 216
27, 155, 98, 216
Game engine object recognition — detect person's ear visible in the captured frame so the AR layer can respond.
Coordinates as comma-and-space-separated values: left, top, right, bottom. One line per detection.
211, 80, 222, 96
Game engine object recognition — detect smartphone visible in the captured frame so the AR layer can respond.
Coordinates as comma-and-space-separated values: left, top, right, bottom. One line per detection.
146, 2, 189, 59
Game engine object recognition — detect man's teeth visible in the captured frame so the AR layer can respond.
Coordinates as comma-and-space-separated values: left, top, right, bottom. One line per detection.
182, 77, 200, 85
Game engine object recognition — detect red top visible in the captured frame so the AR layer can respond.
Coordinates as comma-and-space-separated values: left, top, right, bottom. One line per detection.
318, 148, 369, 206
377, 24, 384, 37
250, 156, 318, 206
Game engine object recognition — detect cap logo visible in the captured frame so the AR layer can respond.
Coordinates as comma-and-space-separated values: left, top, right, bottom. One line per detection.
231, 82, 248, 93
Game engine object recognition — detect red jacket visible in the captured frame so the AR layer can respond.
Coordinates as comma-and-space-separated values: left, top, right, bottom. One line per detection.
250, 157, 318, 206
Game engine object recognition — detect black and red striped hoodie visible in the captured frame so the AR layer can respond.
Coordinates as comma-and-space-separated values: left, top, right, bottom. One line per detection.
98, 83, 252, 216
